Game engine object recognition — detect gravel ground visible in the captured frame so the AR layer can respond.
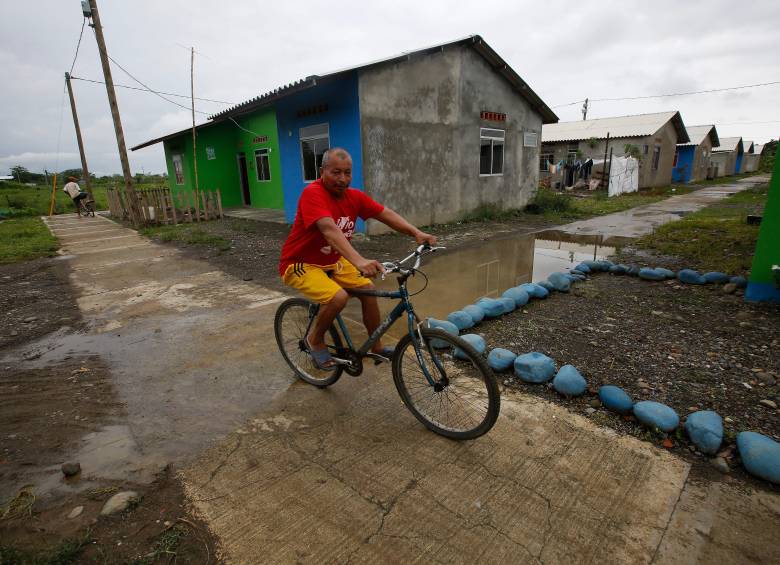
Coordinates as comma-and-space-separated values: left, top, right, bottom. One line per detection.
478, 261, 780, 482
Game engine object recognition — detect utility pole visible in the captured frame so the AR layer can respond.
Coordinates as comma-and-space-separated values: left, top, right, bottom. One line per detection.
65, 72, 93, 198
85, 0, 140, 223
582, 98, 589, 120
190, 46, 201, 222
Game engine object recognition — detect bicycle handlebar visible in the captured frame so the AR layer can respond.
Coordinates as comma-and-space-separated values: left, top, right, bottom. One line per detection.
380, 243, 446, 279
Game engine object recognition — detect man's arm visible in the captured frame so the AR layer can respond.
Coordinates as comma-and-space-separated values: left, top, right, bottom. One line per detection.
374, 207, 437, 246
315, 217, 383, 277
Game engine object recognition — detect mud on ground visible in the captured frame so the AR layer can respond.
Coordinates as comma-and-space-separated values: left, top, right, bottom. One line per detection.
0, 257, 220, 563
479, 259, 780, 485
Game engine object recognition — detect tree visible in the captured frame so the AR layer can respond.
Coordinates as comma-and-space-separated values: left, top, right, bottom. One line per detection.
623, 144, 642, 160
10, 165, 30, 183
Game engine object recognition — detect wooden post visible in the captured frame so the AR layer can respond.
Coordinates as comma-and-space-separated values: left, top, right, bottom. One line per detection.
601, 132, 610, 190
216, 188, 223, 219
65, 72, 93, 198
88, 0, 140, 224
190, 47, 201, 224
200, 190, 208, 221
169, 190, 177, 225
48, 173, 58, 216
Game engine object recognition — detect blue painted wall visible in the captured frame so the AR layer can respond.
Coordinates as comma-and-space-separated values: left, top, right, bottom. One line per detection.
672, 146, 695, 183
275, 72, 365, 226
735, 146, 744, 175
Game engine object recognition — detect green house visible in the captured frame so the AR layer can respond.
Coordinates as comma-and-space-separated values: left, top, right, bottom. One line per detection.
134, 107, 284, 210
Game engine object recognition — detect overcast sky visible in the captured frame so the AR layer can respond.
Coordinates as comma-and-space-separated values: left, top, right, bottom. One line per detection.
2, 0, 779, 176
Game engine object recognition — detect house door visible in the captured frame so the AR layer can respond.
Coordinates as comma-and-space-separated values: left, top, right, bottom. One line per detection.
237, 153, 251, 205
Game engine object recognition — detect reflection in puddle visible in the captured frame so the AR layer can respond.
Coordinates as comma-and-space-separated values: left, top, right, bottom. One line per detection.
343, 230, 614, 340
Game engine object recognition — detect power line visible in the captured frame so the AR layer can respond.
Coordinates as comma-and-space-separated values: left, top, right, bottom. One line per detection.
69, 18, 86, 75
551, 79, 780, 109
70, 75, 235, 105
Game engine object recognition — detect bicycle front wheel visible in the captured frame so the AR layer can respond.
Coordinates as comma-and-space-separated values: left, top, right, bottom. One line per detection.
274, 297, 343, 387
392, 328, 500, 439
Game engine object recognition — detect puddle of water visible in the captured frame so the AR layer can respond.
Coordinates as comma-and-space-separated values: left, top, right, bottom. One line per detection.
342, 231, 614, 340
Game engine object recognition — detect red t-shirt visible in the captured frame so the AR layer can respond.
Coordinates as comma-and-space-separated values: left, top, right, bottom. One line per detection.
279, 180, 384, 275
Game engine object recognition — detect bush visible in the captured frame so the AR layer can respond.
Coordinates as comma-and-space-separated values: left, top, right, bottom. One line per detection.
526, 189, 573, 214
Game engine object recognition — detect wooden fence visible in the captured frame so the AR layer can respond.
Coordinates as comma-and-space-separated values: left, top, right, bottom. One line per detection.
106, 186, 223, 226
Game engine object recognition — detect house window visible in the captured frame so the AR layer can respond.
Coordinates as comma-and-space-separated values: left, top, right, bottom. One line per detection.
300, 123, 330, 182
255, 148, 271, 182
172, 154, 184, 185
523, 132, 538, 148
539, 153, 553, 172
479, 128, 504, 175
643, 145, 649, 155
566, 142, 579, 164
652, 146, 661, 170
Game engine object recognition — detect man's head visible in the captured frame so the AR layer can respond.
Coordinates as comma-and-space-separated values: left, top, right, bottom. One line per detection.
68, 176, 78, 182
319, 148, 352, 197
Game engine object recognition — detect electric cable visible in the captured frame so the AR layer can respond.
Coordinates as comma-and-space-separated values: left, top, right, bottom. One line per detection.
69, 76, 235, 105
69, 18, 86, 75
227, 117, 264, 137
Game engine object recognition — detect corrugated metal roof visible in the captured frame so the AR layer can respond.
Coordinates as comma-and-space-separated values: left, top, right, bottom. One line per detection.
742, 140, 754, 153
755, 143, 765, 155
678, 124, 719, 148
541, 111, 689, 144
712, 136, 742, 152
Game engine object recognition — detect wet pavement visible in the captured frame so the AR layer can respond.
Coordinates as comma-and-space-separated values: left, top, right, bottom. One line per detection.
554, 176, 769, 244
11, 201, 779, 563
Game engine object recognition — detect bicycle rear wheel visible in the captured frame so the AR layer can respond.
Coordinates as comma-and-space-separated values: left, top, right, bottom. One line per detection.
274, 297, 343, 387
392, 328, 500, 439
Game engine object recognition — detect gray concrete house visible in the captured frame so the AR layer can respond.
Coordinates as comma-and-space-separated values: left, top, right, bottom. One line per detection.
540, 111, 689, 189
359, 36, 558, 233
740, 140, 760, 173
672, 125, 720, 183
710, 137, 743, 177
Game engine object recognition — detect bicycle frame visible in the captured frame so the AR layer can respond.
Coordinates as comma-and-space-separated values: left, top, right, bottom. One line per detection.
306, 278, 443, 385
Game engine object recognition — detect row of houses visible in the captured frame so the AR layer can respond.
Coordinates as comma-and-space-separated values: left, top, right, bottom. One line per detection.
133, 35, 764, 233
133, 35, 557, 234
540, 112, 763, 189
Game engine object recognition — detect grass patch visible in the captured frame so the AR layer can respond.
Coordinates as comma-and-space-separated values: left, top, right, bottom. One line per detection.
0, 531, 92, 565
0, 182, 109, 218
139, 224, 231, 251
132, 524, 188, 565
0, 217, 59, 264
634, 184, 767, 275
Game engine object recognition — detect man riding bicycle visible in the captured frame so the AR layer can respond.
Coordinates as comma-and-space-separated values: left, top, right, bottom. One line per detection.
279, 147, 436, 370
62, 176, 88, 214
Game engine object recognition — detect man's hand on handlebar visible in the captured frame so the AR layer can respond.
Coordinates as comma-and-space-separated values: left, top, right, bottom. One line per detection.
356, 258, 384, 278
414, 230, 437, 247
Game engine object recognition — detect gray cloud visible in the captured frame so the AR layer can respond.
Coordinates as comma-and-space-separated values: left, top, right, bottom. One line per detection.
1, 0, 779, 176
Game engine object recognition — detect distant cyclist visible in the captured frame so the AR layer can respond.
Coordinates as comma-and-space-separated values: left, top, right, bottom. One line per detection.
63, 176, 88, 214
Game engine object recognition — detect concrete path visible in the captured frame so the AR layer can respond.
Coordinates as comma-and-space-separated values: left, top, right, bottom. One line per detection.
224, 207, 287, 224
556, 176, 769, 243
27, 212, 780, 564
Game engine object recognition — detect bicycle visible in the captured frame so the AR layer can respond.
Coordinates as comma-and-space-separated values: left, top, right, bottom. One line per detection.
274, 244, 500, 439
76, 195, 96, 217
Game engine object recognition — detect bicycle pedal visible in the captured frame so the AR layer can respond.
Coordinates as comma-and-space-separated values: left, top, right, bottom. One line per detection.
366, 353, 390, 365
330, 356, 352, 365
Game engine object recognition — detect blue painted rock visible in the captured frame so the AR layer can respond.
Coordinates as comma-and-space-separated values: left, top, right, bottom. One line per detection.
570, 273, 586, 281
498, 296, 516, 314
617, 264, 630, 273
476, 298, 505, 318
703, 271, 730, 284
598, 260, 615, 271
609, 264, 623, 274
454, 333, 486, 360
502, 287, 530, 307
571, 269, 586, 277
552, 365, 587, 396
655, 267, 676, 279
633, 401, 680, 432
598, 385, 633, 415
678, 269, 706, 285
627, 265, 641, 277
447, 310, 474, 330
547, 272, 571, 292
574, 263, 591, 274
639, 267, 665, 281
582, 260, 601, 271
427, 318, 459, 348
487, 348, 517, 371
684, 411, 723, 455
521, 283, 549, 299
537, 280, 554, 292
737, 432, 780, 484
514, 352, 556, 383
463, 304, 485, 324
730, 275, 748, 289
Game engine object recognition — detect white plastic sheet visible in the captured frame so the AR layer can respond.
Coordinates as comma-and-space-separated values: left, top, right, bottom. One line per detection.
607, 156, 639, 197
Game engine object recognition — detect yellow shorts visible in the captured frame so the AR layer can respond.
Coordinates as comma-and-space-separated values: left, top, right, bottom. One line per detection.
282, 257, 372, 304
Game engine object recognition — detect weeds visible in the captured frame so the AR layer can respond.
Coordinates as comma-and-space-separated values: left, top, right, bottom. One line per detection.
0, 530, 93, 565
0, 217, 59, 264
139, 224, 231, 251
132, 524, 188, 565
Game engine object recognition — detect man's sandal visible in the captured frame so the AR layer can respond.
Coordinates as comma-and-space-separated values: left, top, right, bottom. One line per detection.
304, 337, 338, 371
